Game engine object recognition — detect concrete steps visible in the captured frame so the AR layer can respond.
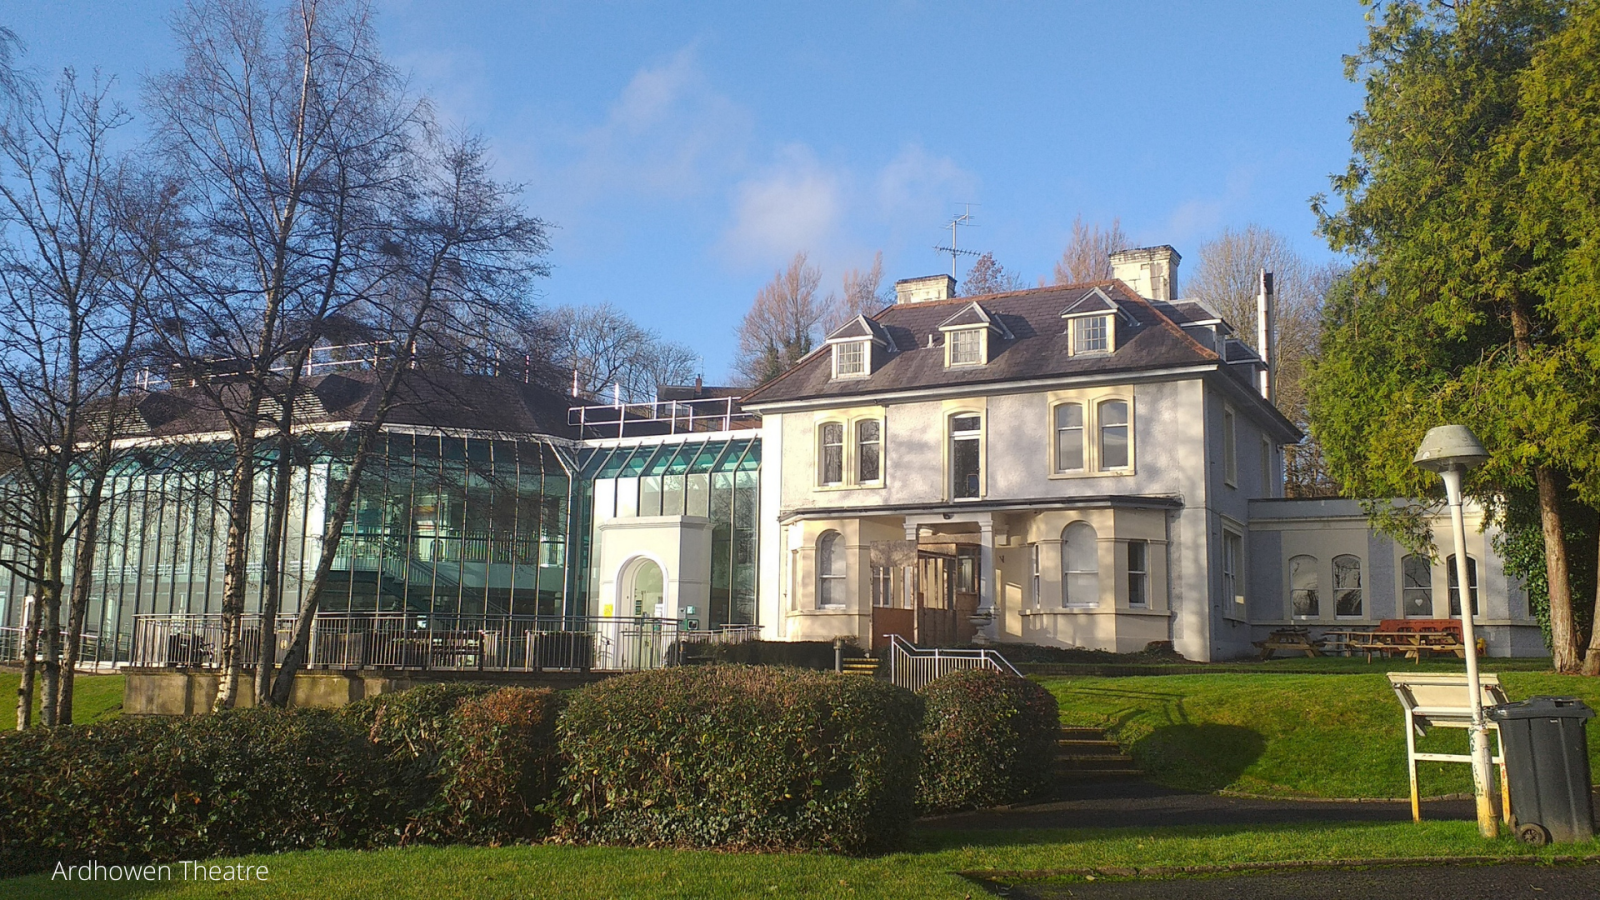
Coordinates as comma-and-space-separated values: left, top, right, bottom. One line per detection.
1056, 726, 1143, 781
839, 658, 882, 677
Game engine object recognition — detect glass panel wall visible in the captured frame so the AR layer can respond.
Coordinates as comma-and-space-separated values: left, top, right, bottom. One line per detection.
0, 430, 577, 663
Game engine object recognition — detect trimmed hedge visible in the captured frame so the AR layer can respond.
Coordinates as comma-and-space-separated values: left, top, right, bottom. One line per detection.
917, 669, 1060, 813
342, 681, 496, 762
431, 687, 565, 844
556, 664, 922, 854
678, 639, 868, 670
0, 708, 389, 877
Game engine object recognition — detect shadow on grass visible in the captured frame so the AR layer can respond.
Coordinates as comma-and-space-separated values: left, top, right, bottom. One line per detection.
1130, 723, 1265, 792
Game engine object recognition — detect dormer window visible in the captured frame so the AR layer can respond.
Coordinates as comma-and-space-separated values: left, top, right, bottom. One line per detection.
833, 340, 868, 378
948, 329, 984, 366
824, 315, 892, 380
1073, 315, 1109, 353
937, 301, 1010, 369
1061, 287, 1133, 356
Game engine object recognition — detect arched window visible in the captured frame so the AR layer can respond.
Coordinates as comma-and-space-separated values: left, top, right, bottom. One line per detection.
1054, 403, 1084, 472
1098, 399, 1129, 469
1333, 554, 1363, 618
1290, 554, 1319, 618
817, 531, 845, 609
818, 423, 844, 486
1062, 522, 1100, 607
1448, 554, 1479, 617
1402, 554, 1433, 618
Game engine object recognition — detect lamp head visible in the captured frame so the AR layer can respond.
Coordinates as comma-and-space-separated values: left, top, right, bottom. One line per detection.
1413, 424, 1490, 474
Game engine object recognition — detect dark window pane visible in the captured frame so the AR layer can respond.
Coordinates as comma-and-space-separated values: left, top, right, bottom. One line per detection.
952, 437, 980, 498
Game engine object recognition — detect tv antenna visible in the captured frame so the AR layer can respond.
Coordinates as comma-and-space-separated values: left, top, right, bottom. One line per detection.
934, 204, 980, 277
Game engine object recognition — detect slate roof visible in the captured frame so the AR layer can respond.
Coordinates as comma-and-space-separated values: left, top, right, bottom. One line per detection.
741, 280, 1227, 407
115, 370, 577, 441
825, 315, 890, 344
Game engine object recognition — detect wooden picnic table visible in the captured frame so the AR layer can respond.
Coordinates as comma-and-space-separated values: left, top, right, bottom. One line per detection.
1253, 627, 1323, 660
1346, 620, 1486, 663
1318, 627, 1377, 657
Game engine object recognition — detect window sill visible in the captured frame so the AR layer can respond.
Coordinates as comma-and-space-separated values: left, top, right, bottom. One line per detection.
790, 607, 853, 616
1049, 468, 1135, 480
814, 482, 884, 493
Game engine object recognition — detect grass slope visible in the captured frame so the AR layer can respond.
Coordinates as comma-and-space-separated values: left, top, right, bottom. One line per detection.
4, 822, 1590, 899
0, 670, 124, 725
1043, 672, 1600, 798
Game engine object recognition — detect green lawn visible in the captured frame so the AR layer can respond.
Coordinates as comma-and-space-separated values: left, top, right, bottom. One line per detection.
0, 669, 124, 725
1042, 671, 1600, 798
4, 822, 1593, 899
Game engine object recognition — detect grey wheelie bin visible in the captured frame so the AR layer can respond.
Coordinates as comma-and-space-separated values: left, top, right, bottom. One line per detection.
1488, 697, 1595, 845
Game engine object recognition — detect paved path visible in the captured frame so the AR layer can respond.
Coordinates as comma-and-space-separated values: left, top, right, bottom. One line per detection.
919, 780, 1478, 831
997, 861, 1600, 899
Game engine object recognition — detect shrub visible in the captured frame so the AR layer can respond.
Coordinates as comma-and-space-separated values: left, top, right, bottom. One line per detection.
429, 687, 565, 844
341, 681, 496, 762
555, 664, 922, 854
0, 708, 388, 877
917, 669, 1060, 813
678, 639, 868, 670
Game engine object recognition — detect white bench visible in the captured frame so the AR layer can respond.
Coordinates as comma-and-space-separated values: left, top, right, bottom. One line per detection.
1387, 672, 1511, 822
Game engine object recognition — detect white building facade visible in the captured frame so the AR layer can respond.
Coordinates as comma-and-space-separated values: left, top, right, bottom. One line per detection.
735, 247, 1540, 661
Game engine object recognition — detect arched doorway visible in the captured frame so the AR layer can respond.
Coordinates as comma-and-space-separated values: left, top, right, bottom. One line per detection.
622, 557, 665, 617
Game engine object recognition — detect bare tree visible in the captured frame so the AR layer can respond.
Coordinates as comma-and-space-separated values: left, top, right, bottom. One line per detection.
1186, 224, 1344, 497
831, 250, 890, 323
550, 302, 698, 402
146, 0, 419, 710
733, 251, 824, 387
269, 130, 549, 706
1053, 215, 1128, 284
0, 68, 162, 727
0, 27, 24, 107
961, 251, 1024, 296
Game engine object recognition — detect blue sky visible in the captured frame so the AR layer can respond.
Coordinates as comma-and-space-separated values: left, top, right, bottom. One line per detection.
6, 1, 1369, 381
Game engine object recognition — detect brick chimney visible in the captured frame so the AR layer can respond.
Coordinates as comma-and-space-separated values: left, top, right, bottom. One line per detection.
1109, 246, 1181, 302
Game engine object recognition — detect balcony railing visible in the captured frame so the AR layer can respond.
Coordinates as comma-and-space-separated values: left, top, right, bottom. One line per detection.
129, 612, 761, 674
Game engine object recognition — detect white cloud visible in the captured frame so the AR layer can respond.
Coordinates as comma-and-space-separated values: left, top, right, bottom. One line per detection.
566, 47, 752, 201
721, 145, 843, 265
874, 144, 980, 222
1158, 167, 1256, 248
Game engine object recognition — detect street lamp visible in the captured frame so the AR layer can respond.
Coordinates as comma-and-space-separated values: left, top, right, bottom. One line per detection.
1413, 424, 1497, 839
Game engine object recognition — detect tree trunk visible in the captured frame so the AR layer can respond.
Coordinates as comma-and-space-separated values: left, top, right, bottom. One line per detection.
1538, 467, 1579, 672
1581, 529, 1600, 676
213, 436, 259, 712
38, 576, 62, 727
270, 432, 367, 708
57, 498, 104, 725
255, 423, 296, 706
15, 594, 39, 730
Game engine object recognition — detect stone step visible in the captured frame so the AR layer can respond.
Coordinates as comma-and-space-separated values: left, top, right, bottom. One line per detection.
1058, 726, 1107, 740
1054, 725, 1143, 781
1057, 738, 1124, 754
839, 659, 881, 676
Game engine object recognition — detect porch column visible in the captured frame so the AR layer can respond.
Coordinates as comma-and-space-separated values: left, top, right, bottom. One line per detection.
977, 519, 998, 643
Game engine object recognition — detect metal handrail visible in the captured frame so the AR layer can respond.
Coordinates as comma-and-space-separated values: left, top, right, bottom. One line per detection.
884, 633, 1022, 691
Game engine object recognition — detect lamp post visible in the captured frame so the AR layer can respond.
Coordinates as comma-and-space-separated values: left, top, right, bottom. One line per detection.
1413, 424, 1497, 839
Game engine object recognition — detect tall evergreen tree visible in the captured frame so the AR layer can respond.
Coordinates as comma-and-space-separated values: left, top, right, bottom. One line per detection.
1310, 0, 1600, 671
